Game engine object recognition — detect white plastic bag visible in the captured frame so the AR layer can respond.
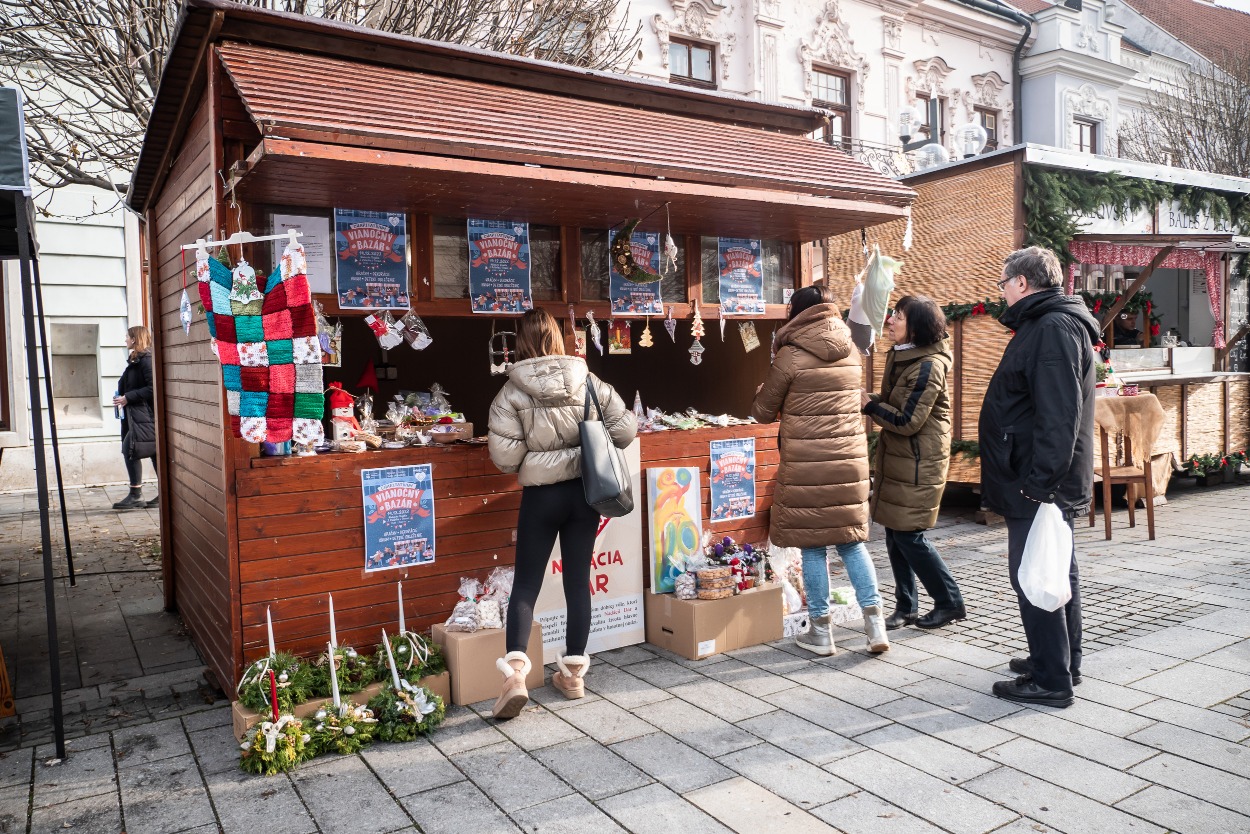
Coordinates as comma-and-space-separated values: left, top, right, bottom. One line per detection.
1019, 503, 1074, 612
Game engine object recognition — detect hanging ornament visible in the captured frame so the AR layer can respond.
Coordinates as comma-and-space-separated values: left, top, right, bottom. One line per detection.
639, 317, 654, 347
903, 211, 914, 251
689, 339, 705, 365
400, 312, 432, 350
662, 203, 678, 276
691, 300, 705, 340
587, 312, 604, 355
179, 289, 193, 334
633, 391, 645, 420
610, 218, 641, 280
739, 321, 760, 353
719, 316, 727, 341
664, 305, 678, 343
489, 320, 516, 375
860, 228, 869, 257
229, 259, 263, 306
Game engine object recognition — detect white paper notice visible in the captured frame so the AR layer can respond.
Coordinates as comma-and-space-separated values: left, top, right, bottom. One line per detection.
273, 214, 333, 295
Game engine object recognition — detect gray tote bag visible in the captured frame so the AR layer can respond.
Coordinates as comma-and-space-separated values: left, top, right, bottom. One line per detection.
580, 379, 634, 517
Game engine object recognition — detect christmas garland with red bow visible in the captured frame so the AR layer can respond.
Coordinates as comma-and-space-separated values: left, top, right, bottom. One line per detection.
1079, 291, 1164, 339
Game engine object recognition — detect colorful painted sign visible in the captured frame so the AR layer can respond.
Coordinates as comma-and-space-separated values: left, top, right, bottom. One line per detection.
717, 237, 765, 315
646, 466, 703, 594
467, 219, 533, 313
609, 232, 664, 315
534, 442, 644, 663
709, 438, 756, 523
362, 464, 436, 572
334, 209, 409, 309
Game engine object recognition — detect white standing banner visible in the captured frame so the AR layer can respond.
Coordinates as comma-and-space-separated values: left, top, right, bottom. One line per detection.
533, 440, 644, 663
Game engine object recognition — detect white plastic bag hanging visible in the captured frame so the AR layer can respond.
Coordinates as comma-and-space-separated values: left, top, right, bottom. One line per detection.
1018, 503, 1074, 612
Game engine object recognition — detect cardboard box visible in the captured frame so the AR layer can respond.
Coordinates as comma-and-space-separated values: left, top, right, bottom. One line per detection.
644, 583, 783, 661
431, 622, 543, 705
231, 671, 450, 740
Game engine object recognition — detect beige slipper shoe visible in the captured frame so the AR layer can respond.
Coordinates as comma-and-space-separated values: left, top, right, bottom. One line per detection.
491, 651, 531, 719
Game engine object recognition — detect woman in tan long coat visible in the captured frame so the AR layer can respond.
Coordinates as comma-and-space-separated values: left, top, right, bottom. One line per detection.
752, 285, 888, 656
861, 295, 965, 631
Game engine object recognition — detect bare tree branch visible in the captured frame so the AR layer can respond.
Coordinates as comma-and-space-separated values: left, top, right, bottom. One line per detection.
1120, 49, 1250, 178
1, 0, 641, 213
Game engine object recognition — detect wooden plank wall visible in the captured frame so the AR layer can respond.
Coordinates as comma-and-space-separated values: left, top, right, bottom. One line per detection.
149, 91, 236, 692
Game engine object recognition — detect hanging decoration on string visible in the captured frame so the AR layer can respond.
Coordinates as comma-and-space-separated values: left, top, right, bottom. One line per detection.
664, 305, 678, 343
610, 218, 642, 280
739, 321, 760, 353
400, 312, 432, 350
639, 316, 654, 347
568, 305, 586, 356
178, 249, 193, 335
903, 209, 914, 251
586, 311, 604, 355
489, 320, 516, 376
719, 316, 727, 342
689, 300, 706, 365
662, 203, 679, 277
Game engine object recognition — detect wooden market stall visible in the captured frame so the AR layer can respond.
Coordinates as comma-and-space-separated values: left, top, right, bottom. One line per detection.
825, 144, 1250, 485
126, 0, 914, 691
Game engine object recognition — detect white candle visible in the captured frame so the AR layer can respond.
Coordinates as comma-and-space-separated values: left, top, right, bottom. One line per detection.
381, 628, 402, 689
266, 606, 276, 658
328, 594, 338, 649
397, 582, 405, 633
328, 641, 341, 711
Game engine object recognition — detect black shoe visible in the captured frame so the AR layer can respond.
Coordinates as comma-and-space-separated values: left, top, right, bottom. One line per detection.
992, 675, 1074, 708
915, 605, 967, 629
884, 611, 918, 630
1008, 657, 1082, 686
113, 493, 145, 510
145, 496, 160, 508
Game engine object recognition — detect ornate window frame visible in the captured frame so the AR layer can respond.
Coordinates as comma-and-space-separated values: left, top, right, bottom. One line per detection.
961, 70, 1011, 144
798, 0, 869, 112
653, 1, 736, 82
1064, 83, 1112, 154
905, 57, 959, 153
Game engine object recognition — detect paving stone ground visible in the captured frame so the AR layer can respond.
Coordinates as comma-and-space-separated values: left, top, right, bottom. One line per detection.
2, 480, 1249, 834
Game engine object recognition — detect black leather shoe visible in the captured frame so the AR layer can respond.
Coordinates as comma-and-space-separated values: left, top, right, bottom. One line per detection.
915, 605, 967, 629
145, 496, 160, 509
992, 675, 1074, 708
884, 611, 918, 630
113, 493, 145, 510
1008, 657, 1082, 686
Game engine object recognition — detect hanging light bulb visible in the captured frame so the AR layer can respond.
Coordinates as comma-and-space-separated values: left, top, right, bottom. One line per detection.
954, 122, 989, 158
912, 143, 950, 170
898, 106, 918, 143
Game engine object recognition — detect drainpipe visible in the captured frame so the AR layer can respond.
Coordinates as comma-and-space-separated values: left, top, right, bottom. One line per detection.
956, 0, 1033, 143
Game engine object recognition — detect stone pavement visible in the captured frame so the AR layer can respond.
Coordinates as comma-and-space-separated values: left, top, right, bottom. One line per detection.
2, 481, 1249, 834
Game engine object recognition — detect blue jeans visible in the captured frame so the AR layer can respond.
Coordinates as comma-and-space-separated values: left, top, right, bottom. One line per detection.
800, 543, 882, 618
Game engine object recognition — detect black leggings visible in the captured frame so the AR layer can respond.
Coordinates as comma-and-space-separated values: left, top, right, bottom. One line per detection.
506, 477, 601, 656
124, 453, 156, 487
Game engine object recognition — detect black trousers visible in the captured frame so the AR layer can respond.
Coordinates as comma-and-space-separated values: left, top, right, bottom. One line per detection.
885, 527, 964, 613
123, 446, 156, 486
506, 477, 601, 656
1006, 512, 1082, 691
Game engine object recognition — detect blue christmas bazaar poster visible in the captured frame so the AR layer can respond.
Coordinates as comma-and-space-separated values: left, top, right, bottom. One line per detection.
467, 219, 533, 313
362, 464, 436, 572
609, 232, 663, 315
717, 237, 765, 315
709, 438, 756, 523
334, 209, 409, 309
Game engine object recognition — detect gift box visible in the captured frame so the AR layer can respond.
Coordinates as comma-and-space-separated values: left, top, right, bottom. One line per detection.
644, 583, 782, 660
431, 621, 543, 705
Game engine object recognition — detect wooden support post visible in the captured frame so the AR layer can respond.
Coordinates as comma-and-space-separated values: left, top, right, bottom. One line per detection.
1100, 246, 1173, 338
1215, 322, 1250, 369
1180, 383, 1189, 461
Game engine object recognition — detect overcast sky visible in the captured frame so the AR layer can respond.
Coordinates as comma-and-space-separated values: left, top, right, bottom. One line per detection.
1213, 0, 1250, 12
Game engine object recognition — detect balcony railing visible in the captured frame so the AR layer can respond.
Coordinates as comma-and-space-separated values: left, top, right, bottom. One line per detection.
812, 135, 916, 179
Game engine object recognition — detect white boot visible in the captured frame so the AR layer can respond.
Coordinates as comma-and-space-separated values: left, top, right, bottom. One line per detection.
795, 614, 835, 656
491, 651, 531, 719
552, 653, 589, 699
863, 605, 890, 654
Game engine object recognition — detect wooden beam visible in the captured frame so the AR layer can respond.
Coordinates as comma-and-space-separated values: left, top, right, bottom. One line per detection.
1180, 383, 1189, 460
1224, 379, 1231, 455
1216, 322, 1250, 367
1100, 245, 1173, 336
953, 319, 964, 441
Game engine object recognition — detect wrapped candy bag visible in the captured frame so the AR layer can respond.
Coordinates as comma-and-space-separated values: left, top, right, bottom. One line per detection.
477, 599, 503, 630
443, 577, 483, 632
482, 567, 515, 628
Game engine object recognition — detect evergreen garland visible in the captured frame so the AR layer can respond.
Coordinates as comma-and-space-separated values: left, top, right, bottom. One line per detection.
310, 646, 378, 697
238, 653, 316, 715
374, 632, 447, 685
238, 716, 310, 776
367, 683, 447, 742
306, 702, 377, 756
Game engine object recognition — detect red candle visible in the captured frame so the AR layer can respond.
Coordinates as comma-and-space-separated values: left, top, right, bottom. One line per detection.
268, 669, 279, 722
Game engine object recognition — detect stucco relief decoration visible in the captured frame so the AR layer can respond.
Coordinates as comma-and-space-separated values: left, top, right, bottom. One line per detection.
1064, 83, 1112, 151
756, 0, 781, 16
961, 70, 1010, 141
799, 0, 870, 110
882, 17, 902, 52
653, 0, 736, 80
1077, 23, 1100, 54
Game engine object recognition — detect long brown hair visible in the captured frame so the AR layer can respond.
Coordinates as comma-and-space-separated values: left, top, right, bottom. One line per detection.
515, 309, 565, 361
127, 325, 152, 361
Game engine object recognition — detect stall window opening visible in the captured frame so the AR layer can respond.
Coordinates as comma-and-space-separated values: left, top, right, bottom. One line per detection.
809, 69, 852, 151
434, 218, 560, 301
581, 228, 685, 304
700, 237, 795, 307
670, 38, 716, 89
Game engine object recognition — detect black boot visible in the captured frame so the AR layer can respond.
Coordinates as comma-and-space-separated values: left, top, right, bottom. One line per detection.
884, 610, 918, 630
145, 496, 160, 508
113, 487, 145, 510
916, 605, 967, 629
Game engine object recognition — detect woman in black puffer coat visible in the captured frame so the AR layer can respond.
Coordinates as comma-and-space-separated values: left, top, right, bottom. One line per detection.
112, 325, 158, 510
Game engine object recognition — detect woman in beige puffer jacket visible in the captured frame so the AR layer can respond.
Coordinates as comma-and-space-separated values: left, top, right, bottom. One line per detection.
751, 284, 888, 657
486, 309, 636, 720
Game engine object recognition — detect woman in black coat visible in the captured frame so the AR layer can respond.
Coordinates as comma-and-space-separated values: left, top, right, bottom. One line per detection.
112, 325, 158, 510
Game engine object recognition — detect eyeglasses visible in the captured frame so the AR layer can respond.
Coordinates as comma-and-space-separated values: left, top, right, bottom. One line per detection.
996, 274, 1020, 291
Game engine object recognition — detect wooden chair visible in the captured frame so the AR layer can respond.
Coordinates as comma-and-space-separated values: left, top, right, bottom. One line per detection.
1089, 424, 1156, 540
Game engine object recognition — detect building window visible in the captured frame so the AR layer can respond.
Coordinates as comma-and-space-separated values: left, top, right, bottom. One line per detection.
975, 107, 999, 151
669, 38, 716, 89
1076, 118, 1099, 154
917, 93, 946, 145
809, 68, 852, 150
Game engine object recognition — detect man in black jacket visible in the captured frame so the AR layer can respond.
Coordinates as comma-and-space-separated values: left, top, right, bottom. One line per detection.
980, 247, 1099, 708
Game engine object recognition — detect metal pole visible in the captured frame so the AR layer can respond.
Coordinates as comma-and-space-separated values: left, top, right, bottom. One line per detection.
15, 195, 66, 759
31, 257, 75, 584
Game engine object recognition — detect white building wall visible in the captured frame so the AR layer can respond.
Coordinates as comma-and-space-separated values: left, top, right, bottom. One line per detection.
0, 184, 143, 490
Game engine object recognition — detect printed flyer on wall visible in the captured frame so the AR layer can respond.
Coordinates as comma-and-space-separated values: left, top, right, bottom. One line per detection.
272, 213, 333, 294
534, 441, 644, 663
362, 464, 436, 573
467, 219, 533, 313
608, 231, 663, 315
647, 466, 703, 594
334, 209, 409, 309
718, 237, 765, 315
710, 438, 756, 522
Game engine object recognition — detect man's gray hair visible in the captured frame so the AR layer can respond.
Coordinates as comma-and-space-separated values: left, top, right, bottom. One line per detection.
1003, 246, 1063, 290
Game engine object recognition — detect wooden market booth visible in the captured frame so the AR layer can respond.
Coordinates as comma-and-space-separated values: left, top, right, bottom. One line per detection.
127, 0, 915, 692
825, 143, 1250, 485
